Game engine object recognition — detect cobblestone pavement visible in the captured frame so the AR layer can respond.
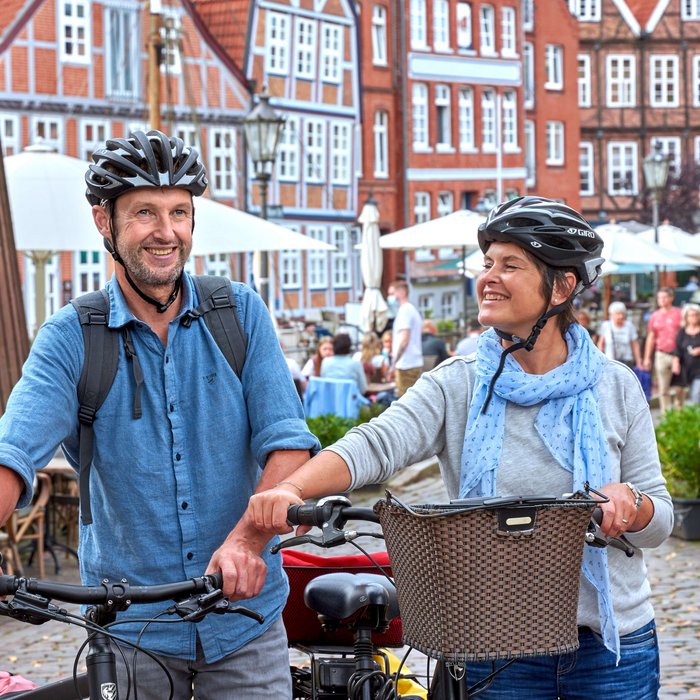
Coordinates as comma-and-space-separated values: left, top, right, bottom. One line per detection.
1, 471, 699, 697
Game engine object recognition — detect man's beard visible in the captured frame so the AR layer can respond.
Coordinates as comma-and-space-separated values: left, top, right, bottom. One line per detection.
113, 231, 190, 288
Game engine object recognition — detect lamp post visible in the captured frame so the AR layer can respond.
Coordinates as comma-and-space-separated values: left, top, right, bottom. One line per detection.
243, 87, 286, 310
642, 141, 670, 291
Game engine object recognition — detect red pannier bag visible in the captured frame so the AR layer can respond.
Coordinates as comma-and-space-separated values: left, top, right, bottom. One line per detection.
282, 549, 403, 647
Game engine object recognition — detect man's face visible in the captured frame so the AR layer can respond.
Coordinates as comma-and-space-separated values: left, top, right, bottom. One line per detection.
657, 291, 673, 308
109, 187, 194, 289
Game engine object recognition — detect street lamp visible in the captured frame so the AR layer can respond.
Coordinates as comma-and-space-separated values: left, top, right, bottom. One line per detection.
243, 87, 286, 309
642, 141, 670, 290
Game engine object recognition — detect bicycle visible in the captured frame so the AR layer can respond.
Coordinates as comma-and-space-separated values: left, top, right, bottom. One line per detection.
0, 566, 263, 699
277, 490, 634, 700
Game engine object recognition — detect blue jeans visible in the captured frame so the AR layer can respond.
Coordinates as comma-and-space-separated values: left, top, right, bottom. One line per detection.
465, 619, 659, 699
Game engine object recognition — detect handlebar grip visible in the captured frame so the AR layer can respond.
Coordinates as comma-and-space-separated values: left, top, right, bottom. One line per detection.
286, 503, 319, 527
209, 571, 223, 590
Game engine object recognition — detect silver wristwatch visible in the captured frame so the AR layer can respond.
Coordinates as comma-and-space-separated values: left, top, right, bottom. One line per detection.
624, 482, 644, 509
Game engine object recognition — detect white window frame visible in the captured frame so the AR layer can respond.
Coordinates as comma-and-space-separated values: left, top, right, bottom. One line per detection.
481, 89, 496, 152
307, 226, 329, 289
545, 121, 564, 165
607, 142, 638, 195
545, 45, 563, 90
433, 0, 450, 51
320, 22, 343, 83
265, 12, 290, 75
456, 2, 472, 50
437, 191, 453, 217
578, 54, 591, 107
414, 191, 431, 223
31, 116, 64, 151
372, 6, 388, 65
330, 121, 351, 185
523, 42, 534, 108
651, 136, 682, 178
160, 10, 182, 75
410, 0, 428, 49
522, 0, 534, 30
175, 124, 201, 150
331, 226, 351, 288
209, 128, 237, 197
694, 136, 700, 164
73, 250, 107, 295
479, 5, 496, 55
0, 113, 21, 155
524, 119, 536, 187
435, 84, 452, 150
502, 90, 518, 151
569, 0, 601, 21
682, 0, 700, 20
278, 116, 300, 182
649, 55, 679, 108
60, 0, 90, 64
693, 56, 700, 106
458, 87, 475, 151
280, 248, 302, 289
295, 18, 316, 80
412, 83, 430, 150
501, 7, 517, 57
79, 120, 110, 161
418, 294, 433, 316
202, 253, 231, 278
105, 6, 140, 99
305, 119, 326, 183
374, 110, 389, 178
606, 55, 636, 107
579, 142, 594, 195
441, 291, 457, 318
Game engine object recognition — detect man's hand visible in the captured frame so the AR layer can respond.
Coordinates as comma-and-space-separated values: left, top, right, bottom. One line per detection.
206, 533, 269, 601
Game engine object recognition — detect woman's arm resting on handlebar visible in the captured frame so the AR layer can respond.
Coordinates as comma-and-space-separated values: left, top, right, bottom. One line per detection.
248, 450, 352, 534
206, 449, 311, 600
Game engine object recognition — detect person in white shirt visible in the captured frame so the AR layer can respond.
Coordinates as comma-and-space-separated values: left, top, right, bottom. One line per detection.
386, 280, 423, 396
597, 301, 642, 369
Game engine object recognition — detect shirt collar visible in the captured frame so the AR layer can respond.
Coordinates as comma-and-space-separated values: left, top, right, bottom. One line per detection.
106, 272, 196, 329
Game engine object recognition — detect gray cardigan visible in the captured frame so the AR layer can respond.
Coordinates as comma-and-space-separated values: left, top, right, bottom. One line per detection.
328, 354, 673, 636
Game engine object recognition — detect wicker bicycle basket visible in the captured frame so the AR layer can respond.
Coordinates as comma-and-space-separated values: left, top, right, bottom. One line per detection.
374, 492, 596, 664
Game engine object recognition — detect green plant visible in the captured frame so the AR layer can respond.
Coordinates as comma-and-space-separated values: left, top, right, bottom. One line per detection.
655, 405, 700, 499
306, 403, 387, 448
436, 318, 455, 333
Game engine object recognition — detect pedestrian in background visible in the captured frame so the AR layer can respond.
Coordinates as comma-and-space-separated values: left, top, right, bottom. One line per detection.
421, 319, 449, 369
597, 301, 642, 370
386, 280, 423, 396
643, 287, 683, 411
672, 303, 700, 405
321, 333, 368, 395
301, 336, 334, 380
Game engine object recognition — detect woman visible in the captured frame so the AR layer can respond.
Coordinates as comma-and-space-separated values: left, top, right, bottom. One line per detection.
354, 331, 389, 384
301, 336, 334, 380
597, 301, 642, 369
250, 197, 672, 699
672, 303, 700, 405
320, 333, 368, 394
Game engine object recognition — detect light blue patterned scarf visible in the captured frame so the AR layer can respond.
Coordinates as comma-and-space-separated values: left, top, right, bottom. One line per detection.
459, 323, 620, 662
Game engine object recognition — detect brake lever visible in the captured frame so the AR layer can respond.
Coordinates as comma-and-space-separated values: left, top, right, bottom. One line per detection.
0, 590, 68, 625
270, 534, 318, 554
585, 520, 635, 558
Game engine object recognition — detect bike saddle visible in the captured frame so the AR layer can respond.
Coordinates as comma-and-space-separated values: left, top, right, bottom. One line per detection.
304, 573, 399, 621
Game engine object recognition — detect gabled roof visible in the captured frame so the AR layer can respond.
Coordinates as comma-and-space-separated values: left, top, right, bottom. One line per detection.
614, 0, 671, 35
180, 0, 250, 85
0, 0, 44, 55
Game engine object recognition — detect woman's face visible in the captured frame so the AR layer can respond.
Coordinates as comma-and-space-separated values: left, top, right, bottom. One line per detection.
611, 311, 626, 326
686, 309, 700, 326
476, 242, 548, 338
319, 341, 334, 358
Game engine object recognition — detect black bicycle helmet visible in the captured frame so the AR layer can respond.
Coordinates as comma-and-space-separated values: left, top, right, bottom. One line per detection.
478, 196, 604, 293
85, 130, 208, 205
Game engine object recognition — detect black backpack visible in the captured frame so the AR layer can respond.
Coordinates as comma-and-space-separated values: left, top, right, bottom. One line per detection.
70, 275, 247, 524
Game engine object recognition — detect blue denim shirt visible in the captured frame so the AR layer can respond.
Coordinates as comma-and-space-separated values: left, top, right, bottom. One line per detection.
0, 274, 319, 661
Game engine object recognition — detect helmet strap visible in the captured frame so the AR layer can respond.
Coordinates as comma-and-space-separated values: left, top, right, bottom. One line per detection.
106, 209, 183, 314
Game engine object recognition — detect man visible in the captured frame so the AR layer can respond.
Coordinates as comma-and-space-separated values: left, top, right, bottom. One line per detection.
421, 319, 449, 368
455, 319, 483, 356
386, 280, 423, 396
643, 287, 683, 411
0, 131, 319, 698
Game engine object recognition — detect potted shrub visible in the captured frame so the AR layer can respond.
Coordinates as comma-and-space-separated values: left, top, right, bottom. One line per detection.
655, 404, 700, 540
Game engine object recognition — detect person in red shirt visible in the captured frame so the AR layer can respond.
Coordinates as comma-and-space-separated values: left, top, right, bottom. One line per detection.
643, 287, 684, 411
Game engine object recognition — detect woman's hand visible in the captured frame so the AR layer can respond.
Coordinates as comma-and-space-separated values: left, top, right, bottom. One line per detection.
597, 482, 652, 537
671, 357, 681, 375
248, 486, 305, 535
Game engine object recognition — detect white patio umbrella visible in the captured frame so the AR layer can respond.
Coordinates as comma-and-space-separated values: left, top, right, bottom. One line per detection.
636, 223, 700, 259
357, 198, 388, 333
379, 209, 485, 250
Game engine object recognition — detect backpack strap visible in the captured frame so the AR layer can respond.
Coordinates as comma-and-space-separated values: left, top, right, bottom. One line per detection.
71, 290, 120, 525
182, 276, 247, 379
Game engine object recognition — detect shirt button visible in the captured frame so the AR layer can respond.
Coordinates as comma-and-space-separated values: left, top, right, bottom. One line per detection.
186, 552, 194, 560
170, 403, 175, 413
181, 501, 188, 510
175, 453, 181, 461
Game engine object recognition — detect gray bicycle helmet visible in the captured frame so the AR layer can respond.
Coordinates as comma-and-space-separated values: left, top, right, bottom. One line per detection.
478, 196, 604, 292
85, 130, 208, 205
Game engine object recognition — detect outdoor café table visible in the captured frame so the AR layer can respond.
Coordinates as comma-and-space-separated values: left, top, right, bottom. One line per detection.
40, 457, 79, 569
